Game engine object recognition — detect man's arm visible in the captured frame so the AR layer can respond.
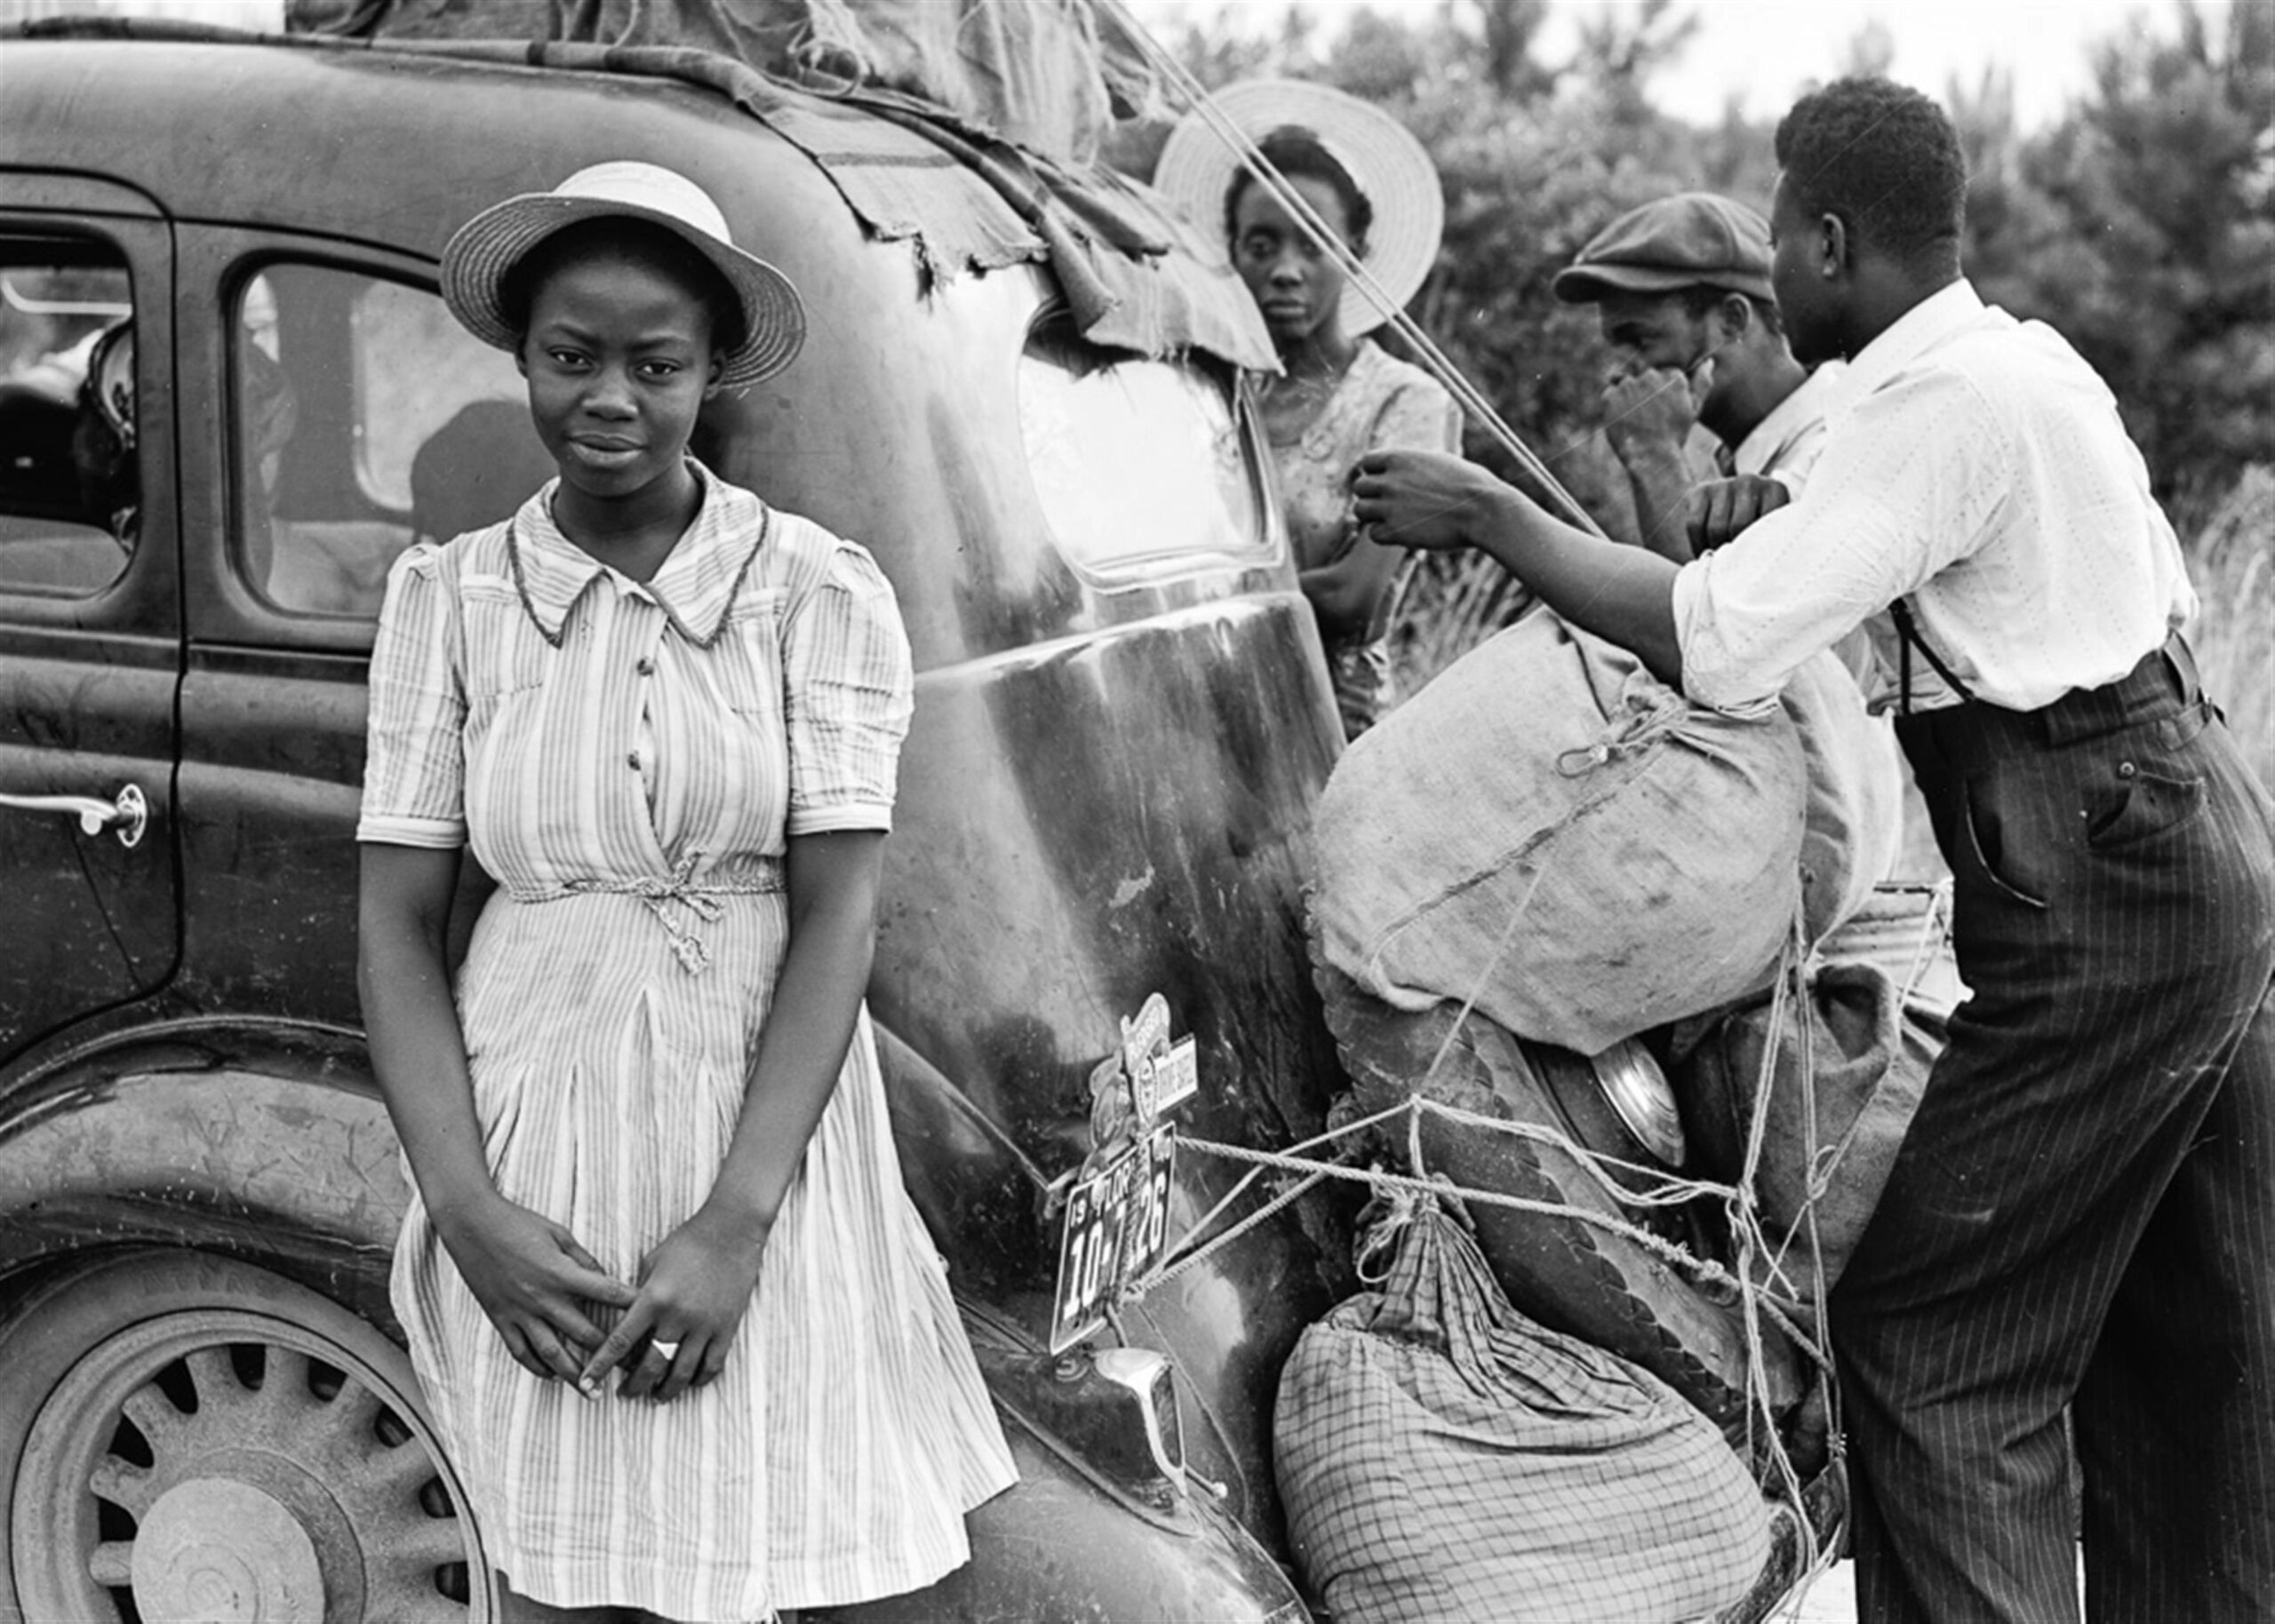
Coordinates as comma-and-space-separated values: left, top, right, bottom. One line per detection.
1352, 449, 1684, 685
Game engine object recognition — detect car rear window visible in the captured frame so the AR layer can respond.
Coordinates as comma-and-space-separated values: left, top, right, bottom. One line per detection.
1018, 307, 1271, 583
232, 263, 532, 619
0, 237, 137, 598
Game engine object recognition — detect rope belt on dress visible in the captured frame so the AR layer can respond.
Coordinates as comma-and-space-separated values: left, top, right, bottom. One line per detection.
560, 852, 785, 975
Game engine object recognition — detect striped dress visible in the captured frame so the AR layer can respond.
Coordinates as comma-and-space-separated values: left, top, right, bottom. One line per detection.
358, 465, 1017, 1620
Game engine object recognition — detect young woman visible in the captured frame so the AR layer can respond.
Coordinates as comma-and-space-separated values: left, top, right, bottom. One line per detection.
1157, 80, 1461, 738
357, 161, 1015, 1623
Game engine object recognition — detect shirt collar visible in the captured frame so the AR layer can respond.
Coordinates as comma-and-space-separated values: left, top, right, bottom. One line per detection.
507, 461, 770, 649
1833, 279, 1987, 418
1729, 361, 1848, 480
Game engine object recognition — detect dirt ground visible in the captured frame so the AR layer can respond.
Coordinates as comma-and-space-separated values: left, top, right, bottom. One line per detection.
1789, 1560, 1859, 1620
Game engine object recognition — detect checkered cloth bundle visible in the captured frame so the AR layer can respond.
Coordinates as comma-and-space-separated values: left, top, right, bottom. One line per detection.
1274, 1195, 1771, 1622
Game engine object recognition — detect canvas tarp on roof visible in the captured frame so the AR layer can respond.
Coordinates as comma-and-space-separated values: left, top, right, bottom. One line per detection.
289, 0, 1159, 169
282, 6, 1273, 370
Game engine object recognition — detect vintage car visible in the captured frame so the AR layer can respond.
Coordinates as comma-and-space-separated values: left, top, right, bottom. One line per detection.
0, 21, 1835, 1624
0, 24, 1355, 1620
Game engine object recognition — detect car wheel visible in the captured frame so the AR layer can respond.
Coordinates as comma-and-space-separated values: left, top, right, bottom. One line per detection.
0, 1248, 491, 1623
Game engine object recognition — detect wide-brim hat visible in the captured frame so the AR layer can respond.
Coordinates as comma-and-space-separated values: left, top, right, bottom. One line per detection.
1153, 79, 1443, 339
441, 161, 805, 390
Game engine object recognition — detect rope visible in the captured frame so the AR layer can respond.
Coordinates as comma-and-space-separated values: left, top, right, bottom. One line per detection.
1092, 0, 1608, 539
1125, 1087, 1830, 1373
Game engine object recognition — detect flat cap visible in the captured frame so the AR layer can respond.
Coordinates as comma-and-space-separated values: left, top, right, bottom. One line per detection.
1553, 192, 1774, 305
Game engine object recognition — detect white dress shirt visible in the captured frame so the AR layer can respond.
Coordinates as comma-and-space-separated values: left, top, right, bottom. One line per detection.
1673, 281, 2196, 715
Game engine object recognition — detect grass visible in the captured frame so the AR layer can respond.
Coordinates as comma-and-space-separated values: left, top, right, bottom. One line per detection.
2188, 466, 2275, 794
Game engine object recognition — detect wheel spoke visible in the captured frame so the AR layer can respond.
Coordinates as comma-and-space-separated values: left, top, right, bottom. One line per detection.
260, 1346, 318, 1409
363, 1435, 448, 1502
87, 1540, 134, 1587
184, 1345, 247, 1413
121, 1383, 188, 1452
363, 1525, 479, 1624
89, 1453, 158, 1517
307, 1373, 387, 1469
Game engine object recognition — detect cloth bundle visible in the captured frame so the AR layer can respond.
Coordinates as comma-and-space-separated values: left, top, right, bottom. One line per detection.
1275, 1195, 1772, 1623
1780, 649, 1905, 945
1679, 961, 1942, 1305
1313, 610, 1810, 1055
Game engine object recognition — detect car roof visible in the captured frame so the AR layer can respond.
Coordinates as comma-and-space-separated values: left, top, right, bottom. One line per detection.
1, 33, 816, 261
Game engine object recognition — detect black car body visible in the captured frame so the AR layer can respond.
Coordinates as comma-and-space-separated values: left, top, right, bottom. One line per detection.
0, 28, 1345, 1620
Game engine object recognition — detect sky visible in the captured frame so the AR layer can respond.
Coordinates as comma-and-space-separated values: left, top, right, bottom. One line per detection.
1131, 0, 2211, 129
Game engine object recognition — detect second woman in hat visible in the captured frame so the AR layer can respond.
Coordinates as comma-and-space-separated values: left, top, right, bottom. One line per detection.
1158, 80, 1461, 738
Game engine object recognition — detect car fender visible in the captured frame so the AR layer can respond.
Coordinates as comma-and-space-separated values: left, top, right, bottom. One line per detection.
0, 1016, 1305, 1621
0, 1015, 404, 1327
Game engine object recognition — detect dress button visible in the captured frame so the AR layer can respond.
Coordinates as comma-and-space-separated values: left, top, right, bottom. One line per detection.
637, 657, 655, 676
2119, 761, 2138, 778
627, 752, 641, 771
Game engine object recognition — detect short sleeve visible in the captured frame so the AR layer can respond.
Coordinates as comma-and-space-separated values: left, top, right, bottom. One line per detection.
1369, 373, 1463, 457
357, 543, 468, 848
783, 537, 915, 837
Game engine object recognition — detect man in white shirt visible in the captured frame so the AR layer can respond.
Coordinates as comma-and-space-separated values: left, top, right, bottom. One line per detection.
1553, 191, 1847, 561
1353, 76, 2274, 1624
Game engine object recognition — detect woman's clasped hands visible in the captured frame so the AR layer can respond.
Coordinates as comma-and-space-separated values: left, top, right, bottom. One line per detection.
434, 1189, 770, 1405
579, 1202, 772, 1403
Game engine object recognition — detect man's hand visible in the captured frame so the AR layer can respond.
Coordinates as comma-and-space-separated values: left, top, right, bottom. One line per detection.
1351, 449, 1514, 552
1600, 358, 1712, 468
1688, 474, 1792, 553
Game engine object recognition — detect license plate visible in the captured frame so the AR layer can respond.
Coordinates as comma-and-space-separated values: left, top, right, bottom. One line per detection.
1049, 1126, 1176, 1353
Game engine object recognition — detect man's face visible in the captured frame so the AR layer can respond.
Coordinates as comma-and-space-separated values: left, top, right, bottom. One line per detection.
1595, 289, 1714, 382
1769, 175, 1840, 366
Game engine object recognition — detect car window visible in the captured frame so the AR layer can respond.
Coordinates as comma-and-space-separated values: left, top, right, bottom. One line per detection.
0, 238, 137, 597
233, 263, 533, 618
1018, 308, 1270, 582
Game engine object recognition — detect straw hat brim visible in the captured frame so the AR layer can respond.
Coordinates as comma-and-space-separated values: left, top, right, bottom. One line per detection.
441, 194, 805, 390
1153, 79, 1443, 339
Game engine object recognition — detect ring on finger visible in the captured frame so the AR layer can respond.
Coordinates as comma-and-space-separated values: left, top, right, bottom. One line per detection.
649, 1338, 681, 1360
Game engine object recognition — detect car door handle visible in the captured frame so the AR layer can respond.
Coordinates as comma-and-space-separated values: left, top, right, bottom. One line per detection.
0, 783, 149, 848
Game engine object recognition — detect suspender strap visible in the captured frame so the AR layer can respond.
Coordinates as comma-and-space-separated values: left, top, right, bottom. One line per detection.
1890, 597, 1977, 714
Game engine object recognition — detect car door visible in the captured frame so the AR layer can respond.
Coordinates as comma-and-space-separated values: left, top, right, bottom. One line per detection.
0, 176, 180, 1062
171, 226, 536, 1024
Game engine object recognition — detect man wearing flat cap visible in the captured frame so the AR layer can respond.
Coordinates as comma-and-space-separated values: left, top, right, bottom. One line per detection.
1560, 190, 1903, 867
1556, 192, 1845, 561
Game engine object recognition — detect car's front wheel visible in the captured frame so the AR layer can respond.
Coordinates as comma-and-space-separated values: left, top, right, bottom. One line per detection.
0, 1248, 490, 1622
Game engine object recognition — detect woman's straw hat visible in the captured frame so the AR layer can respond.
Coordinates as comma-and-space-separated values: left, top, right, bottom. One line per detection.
1153, 79, 1443, 339
441, 161, 805, 389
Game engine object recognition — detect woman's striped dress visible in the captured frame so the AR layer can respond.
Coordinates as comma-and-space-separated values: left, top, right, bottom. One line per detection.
358, 466, 1016, 1620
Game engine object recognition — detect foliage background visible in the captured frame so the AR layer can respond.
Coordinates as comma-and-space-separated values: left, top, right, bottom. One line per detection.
1122, 0, 2273, 792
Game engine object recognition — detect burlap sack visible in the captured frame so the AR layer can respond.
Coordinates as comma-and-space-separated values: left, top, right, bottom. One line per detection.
1275, 1198, 1772, 1624
1679, 961, 1940, 1301
1313, 612, 1810, 1055
1781, 649, 1905, 945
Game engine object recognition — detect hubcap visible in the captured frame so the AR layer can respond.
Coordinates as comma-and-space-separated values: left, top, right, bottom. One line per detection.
132, 1478, 325, 1619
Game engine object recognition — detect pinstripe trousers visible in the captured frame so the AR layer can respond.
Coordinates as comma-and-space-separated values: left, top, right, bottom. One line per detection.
1831, 638, 2275, 1623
